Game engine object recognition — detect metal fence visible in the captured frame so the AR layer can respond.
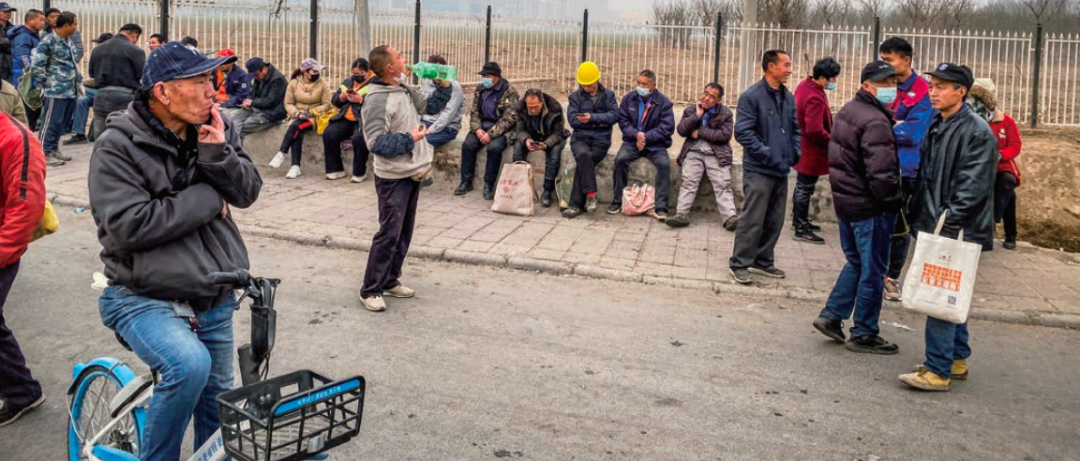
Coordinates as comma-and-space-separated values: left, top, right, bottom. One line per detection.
12, 0, 1080, 126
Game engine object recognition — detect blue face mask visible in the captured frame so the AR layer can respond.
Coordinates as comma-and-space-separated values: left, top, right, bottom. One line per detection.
636, 86, 651, 97
481, 78, 494, 89
826, 82, 837, 91
875, 87, 897, 105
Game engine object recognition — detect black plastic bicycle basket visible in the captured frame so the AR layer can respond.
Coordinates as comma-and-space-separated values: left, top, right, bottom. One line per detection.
216, 370, 365, 461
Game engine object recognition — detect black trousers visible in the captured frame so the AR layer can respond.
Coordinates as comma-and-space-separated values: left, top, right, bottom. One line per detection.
995, 171, 1018, 240
361, 176, 421, 299
887, 179, 918, 279
322, 119, 369, 177
513, 138, 566, 192
460, 132, 509, 186
279, 119, 315, 166
792, 172, 819, 233
730, 170, 788, 270
569, 137, 610, 209
24, 105, 40, 132
0, 261, 42, 407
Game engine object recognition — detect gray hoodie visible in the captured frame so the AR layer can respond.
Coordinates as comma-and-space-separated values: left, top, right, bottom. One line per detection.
89, 100, 262, 307
361, 80, 433, 180
420, 79, 464, 134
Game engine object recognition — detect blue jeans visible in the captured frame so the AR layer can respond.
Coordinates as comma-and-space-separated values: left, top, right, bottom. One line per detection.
71, 87, 97, 135
819, 214, 896, 338
924, 318, 970, 379
422, 121, 458, 148
99, 287, 235, 461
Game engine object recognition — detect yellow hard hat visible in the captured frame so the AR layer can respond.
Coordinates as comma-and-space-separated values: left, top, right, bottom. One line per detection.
577, 61, 600, 86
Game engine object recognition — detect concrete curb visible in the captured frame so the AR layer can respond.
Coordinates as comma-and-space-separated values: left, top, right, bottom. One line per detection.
51, 196, 1078, 331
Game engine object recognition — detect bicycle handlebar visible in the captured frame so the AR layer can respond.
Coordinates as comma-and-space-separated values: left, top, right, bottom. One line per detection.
208, 269, 252, 287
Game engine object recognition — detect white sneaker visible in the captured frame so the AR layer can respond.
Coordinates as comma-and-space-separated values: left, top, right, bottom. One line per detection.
326, 171, 348, 180
269, 152, 286, 169
351, 174, 367, 183
361, 295, 386, 312
285, 165, 302, 179
383, 285, 415, 298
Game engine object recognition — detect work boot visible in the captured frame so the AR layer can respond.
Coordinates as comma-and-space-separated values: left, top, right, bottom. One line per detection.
913, 359, 968, 381
63, 133, 88, 145
845, 335, 899, 355
585, 195, 598, 212
562, 207, 585, 219
793, 229, 825, 245
0, 394, 45, 427
454, 181, 473, 196
812, 316, 845, 343
541, 190, 554, 208
899, 368, 951, 391
483, 182, 496, 201
665, 212, 690, 228
884, 277, 903, 301
749, 266, 786, 279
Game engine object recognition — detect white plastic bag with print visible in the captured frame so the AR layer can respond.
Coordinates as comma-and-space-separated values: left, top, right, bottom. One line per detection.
902, 211, 982, 324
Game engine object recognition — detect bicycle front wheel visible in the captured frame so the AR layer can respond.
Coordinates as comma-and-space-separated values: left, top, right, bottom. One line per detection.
68, 363, 146, 461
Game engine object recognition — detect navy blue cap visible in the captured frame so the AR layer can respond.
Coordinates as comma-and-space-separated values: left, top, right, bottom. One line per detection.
245, 57, 266, 74
140, 41, 237, 91
926, 62, 974, 91
0, 2, 16, 12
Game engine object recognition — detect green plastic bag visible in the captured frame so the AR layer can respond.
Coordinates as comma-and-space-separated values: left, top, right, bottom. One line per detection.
17, 70, 42, 111
555, 167, 575, 210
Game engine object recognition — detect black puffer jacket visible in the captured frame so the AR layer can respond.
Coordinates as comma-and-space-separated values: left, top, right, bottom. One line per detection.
249, 64, 288, 122
910, 104, 999, 251
827, 90, 901, 222
514, 92, 569, 147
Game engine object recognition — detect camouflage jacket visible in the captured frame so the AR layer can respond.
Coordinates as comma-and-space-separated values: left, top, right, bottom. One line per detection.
468, 79, 519, 140
30, 32, 81, 99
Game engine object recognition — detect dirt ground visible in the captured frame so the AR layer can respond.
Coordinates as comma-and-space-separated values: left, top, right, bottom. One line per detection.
1012, 126, 1080, 253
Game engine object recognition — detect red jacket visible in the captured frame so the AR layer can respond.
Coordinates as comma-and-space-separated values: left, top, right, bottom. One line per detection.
793, 76, 832, 176
990, 113, 1021, 187
0, 112, 46, 268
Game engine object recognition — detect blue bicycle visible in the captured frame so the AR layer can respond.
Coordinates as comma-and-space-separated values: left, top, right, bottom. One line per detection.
67, 270, 366, 461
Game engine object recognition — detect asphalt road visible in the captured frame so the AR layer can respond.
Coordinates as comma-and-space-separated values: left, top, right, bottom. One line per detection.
1, 209, 1077, 461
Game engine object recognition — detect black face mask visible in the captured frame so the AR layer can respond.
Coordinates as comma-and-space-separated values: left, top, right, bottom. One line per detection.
352, 74, 366, 84
309, 74, 320, 82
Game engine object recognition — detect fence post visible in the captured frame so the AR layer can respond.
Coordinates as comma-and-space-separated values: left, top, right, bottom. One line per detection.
159, 0, 169, 40
42, 0, 50, 11
1032, 23, 1044, 128
484, 6, 492, 65
581, 9, 588, 63
713, 12, 722, 83
309, 0, 318, 59
871, 16, 881, 61
413, 0, 421, 84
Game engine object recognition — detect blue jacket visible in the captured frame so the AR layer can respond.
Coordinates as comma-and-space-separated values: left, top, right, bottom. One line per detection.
735, 78, 801, 178
616, 89, 675, 152
888, 70, 935, 178
211, 65, 250, 109
567, 83, 619, 142
7, 25, 40, 84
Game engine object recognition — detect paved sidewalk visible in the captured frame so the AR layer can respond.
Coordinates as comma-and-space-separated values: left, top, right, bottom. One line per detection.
47, 143, 1080, 327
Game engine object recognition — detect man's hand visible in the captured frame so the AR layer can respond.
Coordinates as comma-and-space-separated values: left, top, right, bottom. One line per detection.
198, 106, 227, 144
478, 129, 491, 145
411, 124, 430, 142
525, 139, 537, 151
695, 102, 704, 117
242, 99, 252, 109
537, 142, 547, 151
221, 200, 229, 219
576, 113, 591, 123
636, 139, 646, 151
636, 132, 646, 144
691, 129, 699, 139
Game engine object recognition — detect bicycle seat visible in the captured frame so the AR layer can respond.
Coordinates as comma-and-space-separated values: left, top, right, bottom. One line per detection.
115, 332, 133, 352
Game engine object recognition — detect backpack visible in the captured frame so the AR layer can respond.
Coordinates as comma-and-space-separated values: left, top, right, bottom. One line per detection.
17, 67, 42, 111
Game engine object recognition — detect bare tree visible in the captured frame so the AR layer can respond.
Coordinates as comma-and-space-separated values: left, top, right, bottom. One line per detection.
1017, 0, 1070, 23
652, 0, 695, 48
939, 0, 975, 29
760, 0, 809, 28
814, 0, 855, 27
692, 0, 743, 26
858, 0, 890, 22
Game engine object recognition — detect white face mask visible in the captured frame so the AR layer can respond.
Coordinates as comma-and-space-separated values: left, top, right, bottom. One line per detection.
394, 74, 408, 85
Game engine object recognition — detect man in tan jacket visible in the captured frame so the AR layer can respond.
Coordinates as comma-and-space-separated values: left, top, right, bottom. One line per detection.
0, 79, 27, 126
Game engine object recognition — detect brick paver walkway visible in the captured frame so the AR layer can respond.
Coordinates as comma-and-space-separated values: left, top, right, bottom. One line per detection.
47, 144, 1080, 326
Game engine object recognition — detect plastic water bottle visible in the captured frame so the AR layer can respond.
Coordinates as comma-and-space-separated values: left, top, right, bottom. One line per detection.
410, 62, 458, 82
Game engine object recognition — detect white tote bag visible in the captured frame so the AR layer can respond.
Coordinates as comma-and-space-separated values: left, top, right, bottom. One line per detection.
901, 211, 982, 324
491, 161, 539, 216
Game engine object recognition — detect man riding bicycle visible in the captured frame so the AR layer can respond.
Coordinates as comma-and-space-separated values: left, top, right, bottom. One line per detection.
88, 41, 262, 461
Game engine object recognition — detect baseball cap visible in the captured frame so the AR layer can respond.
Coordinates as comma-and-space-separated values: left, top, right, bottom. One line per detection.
218, 48, 236, 58
860, 60, 899, 83
0, 2, 16, 12
245, 57, 266, 74
926, 62, 974, 91
140, 41, 237, 91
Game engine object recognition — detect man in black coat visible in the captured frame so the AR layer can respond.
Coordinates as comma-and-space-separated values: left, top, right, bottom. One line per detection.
899, 63, 997, 392
812, 60, 902, 355
229, 57, 287, 139
85, 23, 145, 141
513, 88, 568, 207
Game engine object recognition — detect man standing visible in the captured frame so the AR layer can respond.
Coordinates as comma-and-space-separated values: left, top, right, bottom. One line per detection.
812, 61, 902, 355
0, 79, 27, 125
899, 63, 997, 392
611, 69, 675, 220
89, 42, 262, 459
211, 49, 249, 114
667, 82, 737, 230
563, 61, 618, 219
147, 33, 166, 51
8, 8, 44, 130
85, 23, 145, 141
359, 45, 431, 312
65, 32, 111, 145
729, 50, 800, 285
792, 57, 840, 244
229, 57, 287, 138
0, 110, 47, 427
513, 88, 569, 208
880, 37, 935, 301
30, 11, 79, 167
0, 2, 15, 84
457, 62, 519, 200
